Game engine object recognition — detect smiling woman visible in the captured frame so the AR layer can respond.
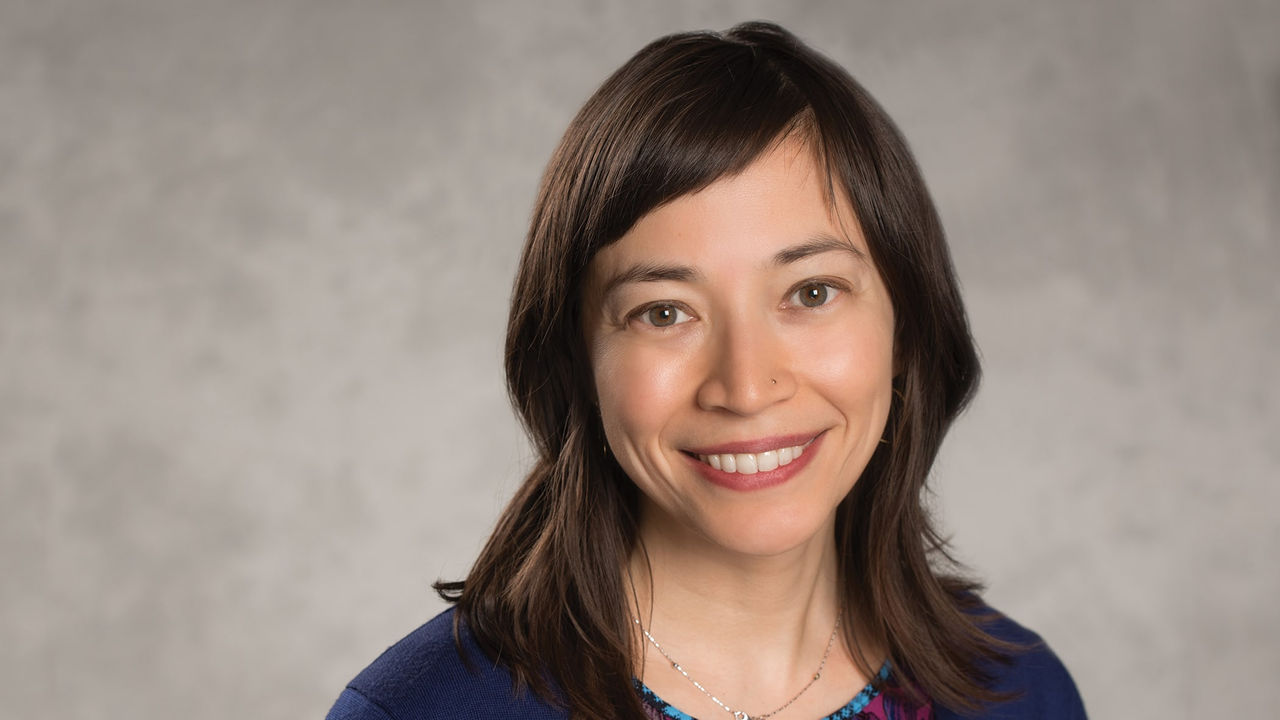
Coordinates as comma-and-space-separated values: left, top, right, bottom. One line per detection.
584, 140, 895, 563
326, 21, 1085, 720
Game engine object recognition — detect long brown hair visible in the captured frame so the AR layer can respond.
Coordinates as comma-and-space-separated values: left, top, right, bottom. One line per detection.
438, 21, 1010, 716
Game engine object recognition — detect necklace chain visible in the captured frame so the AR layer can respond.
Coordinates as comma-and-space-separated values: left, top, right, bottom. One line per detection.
633, 612, 841, 720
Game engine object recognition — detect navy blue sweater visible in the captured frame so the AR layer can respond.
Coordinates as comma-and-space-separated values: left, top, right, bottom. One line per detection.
326, 605, 1086, 719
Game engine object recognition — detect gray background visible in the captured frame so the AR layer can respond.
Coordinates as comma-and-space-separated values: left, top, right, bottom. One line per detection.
3, 1, 1276, 718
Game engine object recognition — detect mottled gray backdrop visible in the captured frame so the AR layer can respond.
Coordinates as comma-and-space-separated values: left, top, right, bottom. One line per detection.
2, 1, 1276, 718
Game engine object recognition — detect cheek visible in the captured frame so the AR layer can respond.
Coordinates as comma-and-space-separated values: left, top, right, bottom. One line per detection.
816, 335, 893, 386
804, 319, 895, 412
592, 341, 696, 449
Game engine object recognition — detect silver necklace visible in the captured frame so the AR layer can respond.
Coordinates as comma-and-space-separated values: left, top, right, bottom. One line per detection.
633, 612, 841, 720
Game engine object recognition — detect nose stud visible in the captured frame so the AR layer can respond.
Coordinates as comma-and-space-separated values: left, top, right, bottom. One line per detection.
771, 378, 777, 385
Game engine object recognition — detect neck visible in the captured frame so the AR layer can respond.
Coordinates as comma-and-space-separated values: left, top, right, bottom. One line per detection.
625, 503, 883, 719
627, 504, 843, 676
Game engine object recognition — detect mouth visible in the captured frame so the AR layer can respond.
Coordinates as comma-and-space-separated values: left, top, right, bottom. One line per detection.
683, 433, 820, 476
682, 433, 824, 492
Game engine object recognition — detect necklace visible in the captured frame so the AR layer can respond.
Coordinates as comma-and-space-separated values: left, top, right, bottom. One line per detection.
632, 612, 841, 720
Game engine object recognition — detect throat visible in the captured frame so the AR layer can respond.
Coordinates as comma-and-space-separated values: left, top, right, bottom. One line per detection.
633, 607, 843, 720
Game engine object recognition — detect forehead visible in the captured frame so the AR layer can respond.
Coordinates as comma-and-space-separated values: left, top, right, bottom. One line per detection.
587, 139, 868, 282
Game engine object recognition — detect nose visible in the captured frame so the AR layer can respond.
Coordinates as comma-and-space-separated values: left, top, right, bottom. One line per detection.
695, 312, 795, 415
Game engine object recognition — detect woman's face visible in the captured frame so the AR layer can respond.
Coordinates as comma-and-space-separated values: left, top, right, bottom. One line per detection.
583, 140, 895, 558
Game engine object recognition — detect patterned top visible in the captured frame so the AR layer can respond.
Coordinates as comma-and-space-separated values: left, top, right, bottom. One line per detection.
635, 661, 933, 720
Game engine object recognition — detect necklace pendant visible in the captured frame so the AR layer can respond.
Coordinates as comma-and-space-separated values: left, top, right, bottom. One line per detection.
733, 712, 749, 720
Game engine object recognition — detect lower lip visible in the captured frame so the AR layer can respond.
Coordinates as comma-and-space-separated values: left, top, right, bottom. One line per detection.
685, 433, 824, 492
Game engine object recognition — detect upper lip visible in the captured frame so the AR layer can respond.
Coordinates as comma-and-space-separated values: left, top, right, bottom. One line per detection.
683, 432, 820, 456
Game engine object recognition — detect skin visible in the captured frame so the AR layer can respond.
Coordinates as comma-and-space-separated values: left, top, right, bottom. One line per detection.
582, 138, 897, 718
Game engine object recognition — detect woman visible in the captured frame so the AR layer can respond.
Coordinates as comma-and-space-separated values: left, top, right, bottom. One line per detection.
327, 21, 1085, 720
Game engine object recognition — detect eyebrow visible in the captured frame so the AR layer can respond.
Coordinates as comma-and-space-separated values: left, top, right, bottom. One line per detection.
599, 262, 702, 300
599, 234, 865, 299
773, 234, 866, 265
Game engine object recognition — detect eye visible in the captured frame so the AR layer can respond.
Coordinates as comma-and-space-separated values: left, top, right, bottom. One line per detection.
790, 282, 841, 308
635, 303, 692, 328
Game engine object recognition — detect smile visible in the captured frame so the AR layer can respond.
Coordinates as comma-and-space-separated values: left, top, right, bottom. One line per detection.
694, 440, 811, 475
683, 433, 823, 492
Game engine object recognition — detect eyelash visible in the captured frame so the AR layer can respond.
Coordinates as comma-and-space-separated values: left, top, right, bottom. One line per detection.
784, 279, 847, 309
628, 302, 694, 328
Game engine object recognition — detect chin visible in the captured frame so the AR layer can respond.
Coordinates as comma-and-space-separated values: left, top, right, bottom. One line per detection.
696, 506, 835, 559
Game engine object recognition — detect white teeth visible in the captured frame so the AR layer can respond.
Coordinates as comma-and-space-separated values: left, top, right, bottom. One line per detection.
756, 450, 778, 472
721, 453, 736, 473
697, 442, 809, 475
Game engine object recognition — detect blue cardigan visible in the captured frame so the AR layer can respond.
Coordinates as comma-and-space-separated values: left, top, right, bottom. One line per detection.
326, 605, 1086, 719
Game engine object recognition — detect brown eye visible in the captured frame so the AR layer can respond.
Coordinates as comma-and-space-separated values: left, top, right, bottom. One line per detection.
796, 283, 830, 308
642, 304, 688, 327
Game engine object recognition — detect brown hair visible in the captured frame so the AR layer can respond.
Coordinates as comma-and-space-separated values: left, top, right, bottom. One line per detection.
437, 21, 1010, 716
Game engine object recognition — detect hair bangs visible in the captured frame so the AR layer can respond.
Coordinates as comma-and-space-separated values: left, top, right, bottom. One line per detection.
580, 36, 813, 251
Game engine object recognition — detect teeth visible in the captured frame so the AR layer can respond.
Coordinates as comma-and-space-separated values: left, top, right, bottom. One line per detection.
756, 450, 778, 472
697, 442, 808, 475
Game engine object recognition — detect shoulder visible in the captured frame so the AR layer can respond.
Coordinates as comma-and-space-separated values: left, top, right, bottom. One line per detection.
933, 600, 1088, 720
324, 607, 567, 720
